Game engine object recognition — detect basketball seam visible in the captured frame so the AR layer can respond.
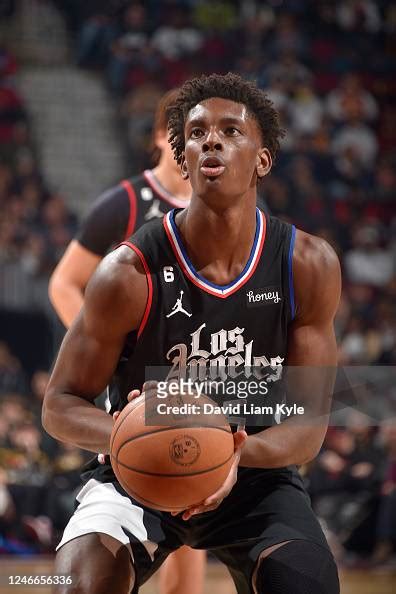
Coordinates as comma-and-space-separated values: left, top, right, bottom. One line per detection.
111, 397, 231, 459
111, 450, 234, 477
115, 424, 231, 455
112, 459, 187, 511
110, 394, 153, 452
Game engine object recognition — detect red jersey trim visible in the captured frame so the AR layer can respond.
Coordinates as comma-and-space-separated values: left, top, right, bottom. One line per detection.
121, 180, 137, 238
120, 241, 153, 338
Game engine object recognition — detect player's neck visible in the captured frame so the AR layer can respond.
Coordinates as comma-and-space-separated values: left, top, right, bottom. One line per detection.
152, 164, 191, 202
176, 197, 258, 285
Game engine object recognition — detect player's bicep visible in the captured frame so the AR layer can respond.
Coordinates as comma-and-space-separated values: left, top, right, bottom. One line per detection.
287, 319, 337, 366
287, 233, 341, 414
49, 310, 126, 401
48, 247, 147, 402
291, 231, 341, 364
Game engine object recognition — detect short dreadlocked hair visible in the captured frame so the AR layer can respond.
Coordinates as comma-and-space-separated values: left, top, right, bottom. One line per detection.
168, 72, 284, 166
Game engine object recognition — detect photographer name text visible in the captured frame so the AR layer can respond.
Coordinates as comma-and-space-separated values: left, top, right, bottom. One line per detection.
156, 402, 304, 417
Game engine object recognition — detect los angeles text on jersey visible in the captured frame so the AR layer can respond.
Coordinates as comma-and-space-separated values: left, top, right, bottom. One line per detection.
166, 323, 284, 382
156, 402, 305, 418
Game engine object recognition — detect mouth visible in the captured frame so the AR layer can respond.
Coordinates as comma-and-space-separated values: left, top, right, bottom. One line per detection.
200, 156, 226, 178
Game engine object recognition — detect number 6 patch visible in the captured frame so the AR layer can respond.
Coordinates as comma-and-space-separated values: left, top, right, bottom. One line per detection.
163, 266, 174, 282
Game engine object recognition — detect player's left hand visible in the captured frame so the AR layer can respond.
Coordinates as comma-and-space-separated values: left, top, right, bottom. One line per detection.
173, 429, 248, 521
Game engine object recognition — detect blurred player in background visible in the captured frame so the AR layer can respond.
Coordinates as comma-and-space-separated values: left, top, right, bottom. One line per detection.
48, 89, 205, 594
49, 89, 191, 328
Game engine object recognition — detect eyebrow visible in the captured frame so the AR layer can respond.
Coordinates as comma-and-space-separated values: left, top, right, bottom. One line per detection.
186, 115, 246, 128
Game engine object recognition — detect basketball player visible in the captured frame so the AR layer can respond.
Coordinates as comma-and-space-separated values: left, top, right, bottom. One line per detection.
43, 73, 341, 593
48, 90, 206, 594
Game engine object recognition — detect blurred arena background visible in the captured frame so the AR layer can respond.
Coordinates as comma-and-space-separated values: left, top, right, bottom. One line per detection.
0, 1, 395, 592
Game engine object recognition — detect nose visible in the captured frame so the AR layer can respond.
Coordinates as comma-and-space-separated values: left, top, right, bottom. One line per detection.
202, 127, 223, 152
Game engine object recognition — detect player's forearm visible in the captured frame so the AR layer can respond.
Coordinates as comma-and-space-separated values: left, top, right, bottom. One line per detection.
42, 393, 113, 453
239, 420, 327, 468
48, 277, 84, 328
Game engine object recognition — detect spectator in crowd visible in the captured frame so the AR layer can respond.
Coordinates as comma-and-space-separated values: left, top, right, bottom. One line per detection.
289, 81, 324, 136
332, 116, 379, 171
75, 1, 119, 67
372, 420, 396, 565
307, 413, 384, 561
264, 50, 313, 94
151, 7, 204, 60
344, 225, 394, 288
107, 4, 153, 94
336, 0, 382, 34
0, 343, 28, 395
326, 73, 378, 124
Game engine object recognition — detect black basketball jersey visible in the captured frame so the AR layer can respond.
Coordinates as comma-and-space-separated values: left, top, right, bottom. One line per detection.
112, 208, 295, 416
84, 207, 296, 484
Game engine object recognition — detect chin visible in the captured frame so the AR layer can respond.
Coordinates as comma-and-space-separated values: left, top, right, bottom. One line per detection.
198, 174, 229, 191
197, 188, 241, 208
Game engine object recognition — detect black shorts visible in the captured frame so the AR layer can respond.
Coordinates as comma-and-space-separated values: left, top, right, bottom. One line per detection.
57, 466, 331, 594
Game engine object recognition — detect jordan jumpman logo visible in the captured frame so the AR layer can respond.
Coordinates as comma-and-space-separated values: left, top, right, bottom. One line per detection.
145, 199, 164, 220
166, 290, 192, 318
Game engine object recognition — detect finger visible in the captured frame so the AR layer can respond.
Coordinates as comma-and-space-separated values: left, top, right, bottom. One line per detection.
142, 380, 158, 392
182, 507, 201, 520
201, 444, 244, 507
127, 389, 141, 401
202, 491, 226, 506
203, 486, 227, 505
97, 453, 106, 465
233, 429, 248, 449
113, 411, 121, 421
182, 501, 220, 520
202, 479, 234, 505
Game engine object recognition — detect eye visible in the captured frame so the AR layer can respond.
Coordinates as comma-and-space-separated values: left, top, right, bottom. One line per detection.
190, 128, 204, 139
225, 127, 240, 136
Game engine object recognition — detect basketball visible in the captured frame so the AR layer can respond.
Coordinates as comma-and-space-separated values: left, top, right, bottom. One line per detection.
110, 391, 234, 511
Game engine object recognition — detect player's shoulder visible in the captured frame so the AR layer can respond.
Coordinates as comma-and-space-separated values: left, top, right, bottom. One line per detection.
86, 245, 147, 309
91, 171, 148, 209
94, 179, 131, 206
293, 228, 340, 278
292, 228, 341, 320
126, 171, 146, 188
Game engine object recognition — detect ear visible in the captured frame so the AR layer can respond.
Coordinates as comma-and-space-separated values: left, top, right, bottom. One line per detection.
256, 148, 272, 178
180, 155, 189, 180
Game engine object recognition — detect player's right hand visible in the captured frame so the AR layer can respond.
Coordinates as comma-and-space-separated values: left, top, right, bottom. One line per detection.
174, 429, 248, 520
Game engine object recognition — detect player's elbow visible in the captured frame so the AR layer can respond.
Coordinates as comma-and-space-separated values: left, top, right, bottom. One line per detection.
41, 395, 53, 436
41, 389, 62, 439
48, 268, 65, 307
297, 430, 326, 465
